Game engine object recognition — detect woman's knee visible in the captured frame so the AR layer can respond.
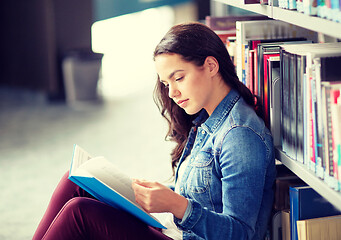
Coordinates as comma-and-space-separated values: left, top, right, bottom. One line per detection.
62, 197, 91, 215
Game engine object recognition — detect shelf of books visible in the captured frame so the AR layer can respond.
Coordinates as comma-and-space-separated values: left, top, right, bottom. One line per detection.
214, 0, 341, 39
208, 1, 341, 237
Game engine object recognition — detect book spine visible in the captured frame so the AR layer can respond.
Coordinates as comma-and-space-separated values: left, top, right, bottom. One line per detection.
242, 44, 248, 85
330, 0, 339, 21
303, 72, 309, 166
331, 87, 341, 191
289, 0, 298, 9
297, 216, 341, 239
297, 56, 305, 163
254, 47, 259, 96
297, 0, 305, 11
263, 55, 270, 127
281, 50, 290, 155
312, 61, 325, 179
317, 0, 326, 17
268, 57, 282, 147
304, 0, 318, 15
290, 53, 298, 160
304, 65, 315, 172
236, 21, 243, 82
325, 0, 332, 19
338, 0, 341, 22
296, 220, 307, 240
321, 83, 339, 190
248, 50, 255, 93
289, 187, 299, 240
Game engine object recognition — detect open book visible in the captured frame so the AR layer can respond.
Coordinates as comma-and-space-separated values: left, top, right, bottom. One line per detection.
68, 144, 165, 229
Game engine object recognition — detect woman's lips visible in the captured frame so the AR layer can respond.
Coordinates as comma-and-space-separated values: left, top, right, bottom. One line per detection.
177, 99, 189, 107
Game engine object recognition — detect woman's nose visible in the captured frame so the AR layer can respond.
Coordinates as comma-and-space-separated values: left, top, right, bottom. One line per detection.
168, 84, 180, 99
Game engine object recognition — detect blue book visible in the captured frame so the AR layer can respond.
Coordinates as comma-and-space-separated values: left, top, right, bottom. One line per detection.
289, 185, 341, 240
68, 144, 166, 229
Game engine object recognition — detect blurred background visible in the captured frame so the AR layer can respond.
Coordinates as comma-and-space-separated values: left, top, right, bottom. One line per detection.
0, 0, 214, 239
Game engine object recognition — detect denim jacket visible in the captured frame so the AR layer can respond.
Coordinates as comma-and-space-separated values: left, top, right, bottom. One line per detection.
173, 89, 276, 240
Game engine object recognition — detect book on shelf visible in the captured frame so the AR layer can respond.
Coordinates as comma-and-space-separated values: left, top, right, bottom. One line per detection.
280, 49, 291, 160
278, 43, 341, 182
278, 0, 341, 21
330, 0, 341, 22
296, 215, 341, 240
276, 40, 314, 163
316, 55, 341, 188
267, 55, 282, 147
68, 144, 166, 229
326, 82, 341, 192
310, 54, 341, 184
248, 38, 306, 95
255, 39, 312, 129
271, 211, 282, 240
235, 19, 317, 87
264, 53, 280, 129
296, 0, 303, 11
289, 185, 341, 240
281, 210, 291, 240
320, 81, 341, 192
273, 166, 306, 212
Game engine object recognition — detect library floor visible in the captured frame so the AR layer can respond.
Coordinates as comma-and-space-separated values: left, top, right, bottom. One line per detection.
0, 86, 175, 239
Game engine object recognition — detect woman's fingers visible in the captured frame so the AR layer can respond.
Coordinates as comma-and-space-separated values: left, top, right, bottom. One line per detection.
132, 180, 169, 213
131, 179, 188, 219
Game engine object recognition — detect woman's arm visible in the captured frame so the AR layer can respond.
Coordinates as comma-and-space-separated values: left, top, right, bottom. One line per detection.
175, 127, 271, 240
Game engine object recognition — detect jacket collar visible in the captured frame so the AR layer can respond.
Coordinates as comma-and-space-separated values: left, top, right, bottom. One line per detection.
194, 89, 240, 134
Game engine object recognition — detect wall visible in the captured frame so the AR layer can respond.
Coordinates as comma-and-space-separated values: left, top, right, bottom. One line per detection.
0, 0, 93, 99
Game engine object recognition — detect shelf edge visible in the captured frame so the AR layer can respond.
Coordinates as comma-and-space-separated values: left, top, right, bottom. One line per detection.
213, 0, 341, 39
275, 148, 341, 211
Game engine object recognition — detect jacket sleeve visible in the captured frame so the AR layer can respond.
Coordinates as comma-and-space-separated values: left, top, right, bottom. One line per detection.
174, 127, 271, 240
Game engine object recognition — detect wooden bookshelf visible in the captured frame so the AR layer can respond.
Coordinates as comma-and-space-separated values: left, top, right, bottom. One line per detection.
212, 0, 341, 212
214, 0, 341, 39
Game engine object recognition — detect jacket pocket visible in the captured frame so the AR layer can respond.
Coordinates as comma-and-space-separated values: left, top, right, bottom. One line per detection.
187, 151, 213, 194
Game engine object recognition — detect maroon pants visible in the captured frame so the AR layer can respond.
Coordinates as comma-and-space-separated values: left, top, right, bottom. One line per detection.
33, 172, 172, 240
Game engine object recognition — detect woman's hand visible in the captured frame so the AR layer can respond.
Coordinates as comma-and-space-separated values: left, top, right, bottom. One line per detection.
132, 179, 188, 219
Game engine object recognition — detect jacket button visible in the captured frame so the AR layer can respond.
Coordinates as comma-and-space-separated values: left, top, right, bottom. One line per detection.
201, 130, 205, 134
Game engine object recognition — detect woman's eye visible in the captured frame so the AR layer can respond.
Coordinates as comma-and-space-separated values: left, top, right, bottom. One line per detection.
175, 77, 183, 81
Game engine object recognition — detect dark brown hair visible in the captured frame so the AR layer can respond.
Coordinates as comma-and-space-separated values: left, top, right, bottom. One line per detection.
153, 22, 261, 174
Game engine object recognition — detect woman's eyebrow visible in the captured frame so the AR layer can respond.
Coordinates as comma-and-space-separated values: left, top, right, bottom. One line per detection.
168, 70, 184, 79
159, 70, 184, 83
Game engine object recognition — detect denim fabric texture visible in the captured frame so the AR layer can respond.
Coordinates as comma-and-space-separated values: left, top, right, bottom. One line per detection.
173, 89, 276, 240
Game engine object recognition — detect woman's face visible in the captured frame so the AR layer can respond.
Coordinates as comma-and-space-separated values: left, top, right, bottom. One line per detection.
155, 53, 216, 115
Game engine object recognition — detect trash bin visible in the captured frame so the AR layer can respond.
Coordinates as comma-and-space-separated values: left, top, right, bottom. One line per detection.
62, 50, 103, 105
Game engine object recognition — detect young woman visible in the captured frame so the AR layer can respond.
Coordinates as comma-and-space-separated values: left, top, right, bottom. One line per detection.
33, 22, 276, 240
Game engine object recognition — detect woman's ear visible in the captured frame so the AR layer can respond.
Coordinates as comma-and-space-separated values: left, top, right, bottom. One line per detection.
205, 56, 219, 77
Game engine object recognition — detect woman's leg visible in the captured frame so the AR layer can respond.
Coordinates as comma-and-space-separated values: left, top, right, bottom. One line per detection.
41, 197, 172, 240
33, 172, 172, 240
33, 172, 94, 239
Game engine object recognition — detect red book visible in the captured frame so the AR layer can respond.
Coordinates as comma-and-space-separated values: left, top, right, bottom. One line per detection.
308, 74, 316, 171
248, 50, 255, 93
263, 53, 280, 128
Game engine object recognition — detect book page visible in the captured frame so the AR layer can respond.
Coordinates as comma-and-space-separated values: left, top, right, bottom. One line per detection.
77, 157, 136, 203
70, 145, 92, 175
69, 145, 165, 228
